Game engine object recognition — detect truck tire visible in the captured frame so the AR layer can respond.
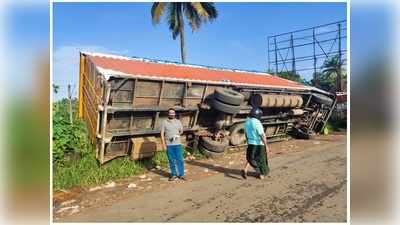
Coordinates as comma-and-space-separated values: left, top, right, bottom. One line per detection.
292, 127, 311, 139
213, 99, 241, 114
229, 123, 247, 146
214, 88, 244, 106
311, 93, 334, 106
200, 136, 229, 153
250, 94, 262, 107
241, 92, 251, 101
199, 145, 224, 158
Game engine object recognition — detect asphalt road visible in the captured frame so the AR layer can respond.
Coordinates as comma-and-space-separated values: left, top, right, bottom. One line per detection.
55, 134, 347, 222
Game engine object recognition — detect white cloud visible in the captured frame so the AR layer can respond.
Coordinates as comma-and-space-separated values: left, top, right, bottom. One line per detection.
52, 45, 129, 101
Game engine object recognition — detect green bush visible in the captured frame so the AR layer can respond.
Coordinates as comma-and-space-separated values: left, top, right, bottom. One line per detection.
151, 151, 169, 168
52, 98, 157, 190
52, 98, 208, 190
53, 153, 146, 190
53, 99, 90, 166
324, 120, 347, 134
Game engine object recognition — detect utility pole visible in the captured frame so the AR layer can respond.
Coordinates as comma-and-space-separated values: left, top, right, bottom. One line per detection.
68, 84, 73, 125
290, 33, 296, 75
313, 28, 318, 87
267, 37, 271, 72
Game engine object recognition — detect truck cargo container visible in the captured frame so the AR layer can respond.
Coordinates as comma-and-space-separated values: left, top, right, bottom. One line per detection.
78, 52, 336, 164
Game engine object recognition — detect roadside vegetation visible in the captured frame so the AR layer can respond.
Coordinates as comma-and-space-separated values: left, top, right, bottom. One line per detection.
151, 2, 218, 63
52, 99, 192, 190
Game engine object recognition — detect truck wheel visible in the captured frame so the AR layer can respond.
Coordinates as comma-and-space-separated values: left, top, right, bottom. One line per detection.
214, 88, 244, 106
292, 127, 311, 139
311, 93, 334, 106
213, 99, 241, 114
200, 136, 229, 153
249, 94, 262, 107
229, 123, 247, 146
199, 145, 224, 158
241, 92, 251, 101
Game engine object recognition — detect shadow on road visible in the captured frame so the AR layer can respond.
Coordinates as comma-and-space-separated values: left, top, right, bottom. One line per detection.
186, 160, 258, 180
149, 168, 171, 178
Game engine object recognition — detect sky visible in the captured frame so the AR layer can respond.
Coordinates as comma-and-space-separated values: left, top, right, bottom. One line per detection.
52, 2, 347, 100
6, 3, 49, 98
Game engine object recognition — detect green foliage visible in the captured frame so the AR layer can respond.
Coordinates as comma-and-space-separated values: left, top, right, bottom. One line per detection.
8, 101, 49, 189
185, 144, 206, 160
324, 121, 347, 135
52, 98, 209, 190
151, 151, 169, 168
53, 98, 89, 166
275, 71, 311, 85
53, 154, 145, 190
311, 71, 347, 93
53, 84, 60, 94
323, 122, 333, 135
52, 98, 146, 190
321, 55, 346, 92
316, 71, 336, 92
151, 2, 218, 63
152, 2, 218, 38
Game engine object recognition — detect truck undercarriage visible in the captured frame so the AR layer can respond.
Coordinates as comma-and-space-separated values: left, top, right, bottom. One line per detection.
78, 52, 336, 164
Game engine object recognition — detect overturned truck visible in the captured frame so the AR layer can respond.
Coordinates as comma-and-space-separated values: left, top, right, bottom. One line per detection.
78, 52, 336, 164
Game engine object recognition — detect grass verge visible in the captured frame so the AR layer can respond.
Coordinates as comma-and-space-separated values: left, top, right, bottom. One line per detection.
53, 146, 200, 191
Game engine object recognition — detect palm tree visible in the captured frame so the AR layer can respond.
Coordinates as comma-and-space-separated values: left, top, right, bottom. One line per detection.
151, 2, 218, 63
322, 55, 345, 91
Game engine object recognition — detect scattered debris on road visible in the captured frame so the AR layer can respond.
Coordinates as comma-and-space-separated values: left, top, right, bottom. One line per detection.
60, 199, 77, 206
127, 183, 137, 189
57, 205, 79, 214
89, 186, 102, 192
104, 181, 116, 188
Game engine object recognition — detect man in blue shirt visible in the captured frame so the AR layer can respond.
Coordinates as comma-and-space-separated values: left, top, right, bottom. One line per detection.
241, 107, 270, 179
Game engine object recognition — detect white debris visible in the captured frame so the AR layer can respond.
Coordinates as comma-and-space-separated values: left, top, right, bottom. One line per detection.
69, 207, 80, 215
89, 186, 102, 192
204, 168, 209, 173
60, 199, 77, 206
313, 141, 321, 145
228, 161, 234, 165
104, 181, 116, 188
143, 178, 152, 182
155, 165, 161, 170
139, 175, 147, 179
128, 183, 137, 188
56, 205, 79, 214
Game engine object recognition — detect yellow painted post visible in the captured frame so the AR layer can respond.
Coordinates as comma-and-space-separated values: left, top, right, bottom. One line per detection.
78, 53, 85, 118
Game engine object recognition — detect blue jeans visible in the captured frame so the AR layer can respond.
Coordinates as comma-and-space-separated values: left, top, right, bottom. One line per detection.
166, 144, 185, 177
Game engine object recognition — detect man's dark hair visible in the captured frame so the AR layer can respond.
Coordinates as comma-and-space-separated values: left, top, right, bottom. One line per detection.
168, 108, 175, 112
